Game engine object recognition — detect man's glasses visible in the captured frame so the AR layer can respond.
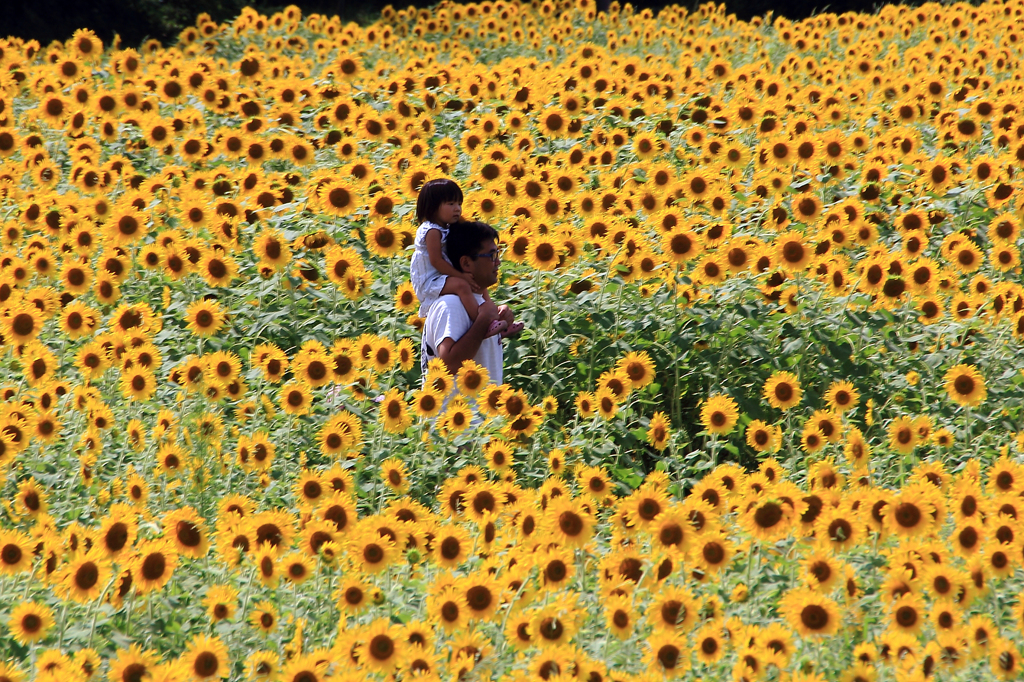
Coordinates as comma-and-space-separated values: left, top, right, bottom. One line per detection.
468, 248, 501, 263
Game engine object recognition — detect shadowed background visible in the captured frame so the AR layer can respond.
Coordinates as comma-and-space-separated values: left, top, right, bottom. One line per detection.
5, 0, 887, 47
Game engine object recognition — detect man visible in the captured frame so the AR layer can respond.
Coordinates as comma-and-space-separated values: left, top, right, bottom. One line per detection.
420, 220, 505, 385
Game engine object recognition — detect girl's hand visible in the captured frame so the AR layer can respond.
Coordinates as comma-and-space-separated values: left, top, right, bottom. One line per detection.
461, 272, 483, 293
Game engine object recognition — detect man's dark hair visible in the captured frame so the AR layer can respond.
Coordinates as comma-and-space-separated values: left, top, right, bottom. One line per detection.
415, 178, 464, 224
446, 220, 499, 272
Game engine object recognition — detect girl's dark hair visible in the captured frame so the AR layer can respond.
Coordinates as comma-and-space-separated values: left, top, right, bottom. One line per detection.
446, 220, 499, 271
416, 178, 464, 224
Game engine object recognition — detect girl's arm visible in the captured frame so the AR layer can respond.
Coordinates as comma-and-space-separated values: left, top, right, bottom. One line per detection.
425, 228, 475, 281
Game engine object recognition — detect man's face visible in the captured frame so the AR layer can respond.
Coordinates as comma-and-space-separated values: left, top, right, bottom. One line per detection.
436, 200, 462, 225
462, 239, 500, 288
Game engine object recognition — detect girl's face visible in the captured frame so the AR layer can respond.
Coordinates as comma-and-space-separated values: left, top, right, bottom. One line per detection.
434, 200, 462, 225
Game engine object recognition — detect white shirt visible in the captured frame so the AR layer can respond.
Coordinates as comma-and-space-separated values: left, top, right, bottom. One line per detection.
421, 294, 503, 389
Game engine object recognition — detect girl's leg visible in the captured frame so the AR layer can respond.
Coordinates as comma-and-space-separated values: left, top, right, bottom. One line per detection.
439, 276, 479, 319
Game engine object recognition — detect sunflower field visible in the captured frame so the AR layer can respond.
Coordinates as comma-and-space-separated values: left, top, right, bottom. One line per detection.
3, 0, 1024, 679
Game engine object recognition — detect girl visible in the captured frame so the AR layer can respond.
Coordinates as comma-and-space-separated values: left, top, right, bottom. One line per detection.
411, 179, 521, 337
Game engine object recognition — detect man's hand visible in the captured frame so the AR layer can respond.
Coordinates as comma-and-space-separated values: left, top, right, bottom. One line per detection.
477, 299, 499, 323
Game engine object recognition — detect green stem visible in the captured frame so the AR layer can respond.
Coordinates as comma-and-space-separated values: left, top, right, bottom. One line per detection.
87, 574, 119, 648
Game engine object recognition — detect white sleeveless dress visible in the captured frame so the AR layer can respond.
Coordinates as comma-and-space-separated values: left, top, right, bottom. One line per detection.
410, 220, 451, 317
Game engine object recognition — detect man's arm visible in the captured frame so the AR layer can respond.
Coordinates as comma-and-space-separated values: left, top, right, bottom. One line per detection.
436, 299, 498, 377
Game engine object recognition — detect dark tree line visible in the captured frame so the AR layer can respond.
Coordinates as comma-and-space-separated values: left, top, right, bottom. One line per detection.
4, 0, 888, 49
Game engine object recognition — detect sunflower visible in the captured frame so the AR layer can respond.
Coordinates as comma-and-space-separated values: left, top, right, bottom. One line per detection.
545, 497, 594, 548
644, 631, 689, 677
647, 585, 698, 632
691, 531, 733, 574
594, 389, 618, 421
427, 585, 468, 633
951, 241, 983, 273
317, 493, 356, 538
336, 576, 373, 615
318, 179, 358, 217
991, 244, 1021, 272
886, 484, 939, 537
279, 381, 312, 416
183, 635, 229, 680
379, 457, 408, 493
59, 260, 93, 295
743, 419, 777, 453
97, 508, 137, 560
763, 371, 802, 410
106, 645, 161, 682
661, 229, 704, 263
378, 388, 412, 433
253, 228, 292, 271
479, 438, 512, 473
796, 548, 842, 593
59, 300, 98, 340
104, 206, 147, 246
991, 638, 1023, 679
503, 610, 536, 651
317, 412, 362, 459
245, 651, 280, 681
431, 523, 471, 569
162, 249, 190, 280
3, 303, 41, 344
792, 192, 823, 223
526, 605, 576, 651
630, 131, 661, 161
184, 299, 226, 337
199, 251, 238, 287
535, 545, 573, 591
815, 503, 863, 551
22, 344, 57, 387
119, 368, 157, 402
0, 530, 32, 576
365, 220, 402, 259
61, 550, 111, 603
280, 552, 314, 585
15, 478, 46, 516
741, 493, 800, 542
688, 624, 725, 664
775, 231, 812, 271
780, 588, 840, 637
132, 539, 178, 594
824, 380, 859, 413
596, 369, 632, 403
700, 394, 739, 435
279, 655, 329, 682
394, 281, 418, 313
888, 416, 918, 455
292, 349, 333, 389
691, 252, 726, 285
288, 471, 324, 512
8, 601, 52, 645
164, 507, 209, 559
349, 528, 396, 574
243, 541, 278, 587
944, 364, 986, 407
249, 345, 287, 384
203, 585, 238, 623
356, 619, 403, 672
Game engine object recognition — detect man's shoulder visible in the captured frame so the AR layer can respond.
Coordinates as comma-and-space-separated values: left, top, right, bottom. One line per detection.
426, 295, 468, 317
424, 296, 471, 339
